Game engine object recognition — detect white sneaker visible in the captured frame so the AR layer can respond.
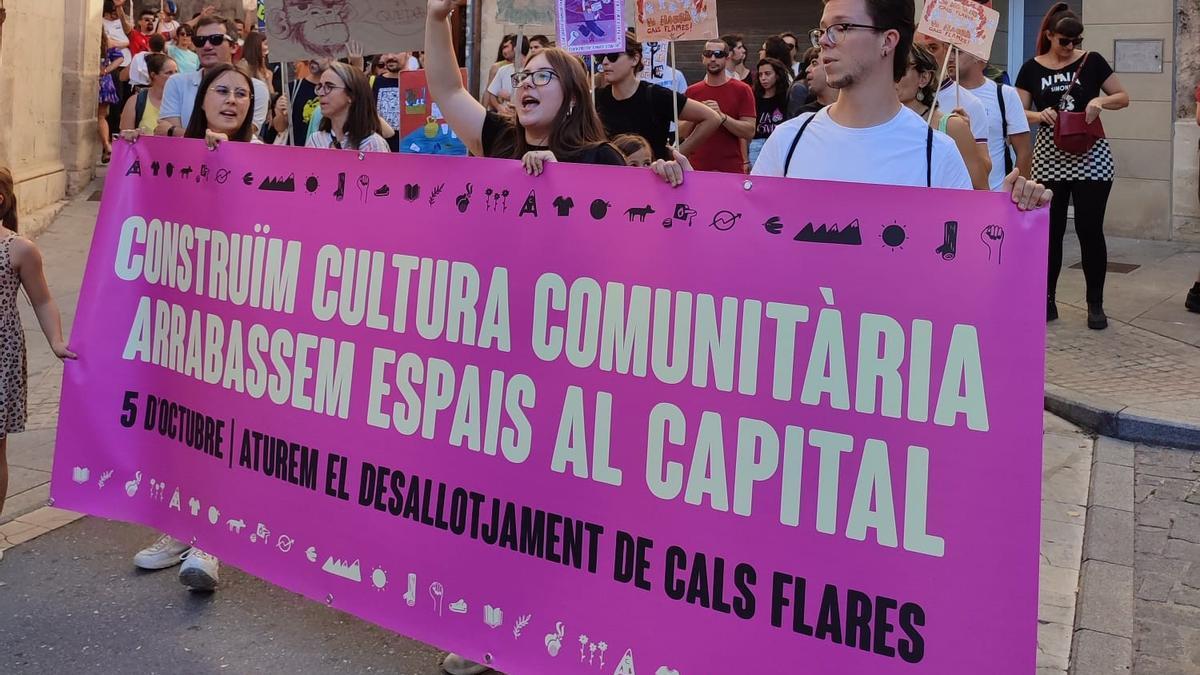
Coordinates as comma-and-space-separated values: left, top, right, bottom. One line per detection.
179, 548, 219, 590
133, 534, 191, 570
442, 653, 492, 675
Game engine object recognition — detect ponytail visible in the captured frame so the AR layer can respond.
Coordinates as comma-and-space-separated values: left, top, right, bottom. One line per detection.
1036, 2, 1081, 55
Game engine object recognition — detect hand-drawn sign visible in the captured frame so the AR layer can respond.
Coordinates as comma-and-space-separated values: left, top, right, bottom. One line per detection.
917, 0, 1000, 61
556, 0, 626, 54
496, 0, 556, 25
635, 0, 719, 43
264, 0, 425, 62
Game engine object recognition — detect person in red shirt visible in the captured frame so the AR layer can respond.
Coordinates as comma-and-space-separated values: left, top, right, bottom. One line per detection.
121, 7, 159, 55
681, 40, 756, 173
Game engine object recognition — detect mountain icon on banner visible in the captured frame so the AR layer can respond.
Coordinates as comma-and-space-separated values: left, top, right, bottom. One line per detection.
258, 174, 296, 192
322, 557, 362, 582
793, 219, 862, 246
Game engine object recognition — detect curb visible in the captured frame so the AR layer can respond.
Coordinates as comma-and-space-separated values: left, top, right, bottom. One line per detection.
1045, 384, 1200, 451
1067, 437, 1134, 674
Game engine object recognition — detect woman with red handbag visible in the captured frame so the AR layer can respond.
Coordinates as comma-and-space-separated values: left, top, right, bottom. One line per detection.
1015, 3, 1128, 330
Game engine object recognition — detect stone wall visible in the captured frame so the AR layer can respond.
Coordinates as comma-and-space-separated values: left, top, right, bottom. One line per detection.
0, 0, 102, 233
1173, 0, 1200, 241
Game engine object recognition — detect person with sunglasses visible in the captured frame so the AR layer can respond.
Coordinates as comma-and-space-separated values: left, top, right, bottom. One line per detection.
307, 61, 389, 152
681, 40, 756, 173
595, 31, 720, 163
168, 24, 200, 73
752, 0, 1050, 213
155, 15, 268, 139
1016, 2, 1128, 329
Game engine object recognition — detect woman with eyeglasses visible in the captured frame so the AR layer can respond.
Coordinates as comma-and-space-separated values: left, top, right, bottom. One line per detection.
168, 24, 200, 73
1016, 2, 1128, 329
425, 0, 624, 176
594, 31, 719, 163
307, 61, 389, 152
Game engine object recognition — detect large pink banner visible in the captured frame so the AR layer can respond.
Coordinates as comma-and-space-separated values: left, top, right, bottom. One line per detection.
54, 138, 1047, 673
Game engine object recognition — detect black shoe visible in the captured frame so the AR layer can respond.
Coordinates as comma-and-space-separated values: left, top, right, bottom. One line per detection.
1047, 298, 1059, 322
1087, 302, 1108, 330
1187, 283, 1200, 314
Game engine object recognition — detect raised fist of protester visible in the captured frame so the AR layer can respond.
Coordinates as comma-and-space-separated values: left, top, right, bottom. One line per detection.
1001, 168, 1053, 212
428, 0, 456, 22
1038, 107, 1058, 127
200, 5, 217, 18
204, 130, 230, 150
522, 150, 557, 176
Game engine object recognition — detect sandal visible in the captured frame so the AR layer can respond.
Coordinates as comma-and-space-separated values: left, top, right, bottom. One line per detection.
100, 149, 111, 165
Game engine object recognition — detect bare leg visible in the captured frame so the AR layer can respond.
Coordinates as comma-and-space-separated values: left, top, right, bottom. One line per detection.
97, 104, 111, 154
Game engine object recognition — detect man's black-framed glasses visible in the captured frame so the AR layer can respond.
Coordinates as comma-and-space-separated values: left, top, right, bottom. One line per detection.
511, 69, 558, 88
809, 23, 883, 48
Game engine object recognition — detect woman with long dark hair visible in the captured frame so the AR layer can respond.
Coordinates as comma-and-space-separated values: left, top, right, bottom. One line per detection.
307, 61, 389, 152
184, 63, 259, 147
119, 62, 259, 593
238, 31, 277, 98
1016, 2, 1128, 329
751, 57, 791, 166
425, 0, 621, 171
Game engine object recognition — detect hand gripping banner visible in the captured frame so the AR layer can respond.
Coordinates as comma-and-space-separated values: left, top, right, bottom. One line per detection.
54, 138, 1047, 674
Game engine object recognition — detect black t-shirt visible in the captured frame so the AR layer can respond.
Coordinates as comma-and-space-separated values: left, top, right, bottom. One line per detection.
754, 95, 787, 140
372, 75, 402, 152
1015, 52, 1114, 113
594, 81, 689, 161
288, 78, 320, 147
480, 111, 625, 165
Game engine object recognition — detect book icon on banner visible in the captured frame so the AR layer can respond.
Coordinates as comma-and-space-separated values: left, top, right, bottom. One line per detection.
484, 604, 504, 628
258, 174, 296, 192
322, 557, 362, 583
72, 467, 90, 484
793, 219, 863, 246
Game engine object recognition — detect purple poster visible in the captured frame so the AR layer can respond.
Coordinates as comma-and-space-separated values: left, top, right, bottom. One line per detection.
557, 0, 626, 54
54, 137, 1047, 674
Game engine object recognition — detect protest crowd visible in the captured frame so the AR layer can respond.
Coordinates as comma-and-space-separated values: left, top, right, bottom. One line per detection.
1, 0, 1200, 672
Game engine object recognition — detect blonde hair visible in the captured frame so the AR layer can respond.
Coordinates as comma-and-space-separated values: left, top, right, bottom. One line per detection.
0, 167, 17, 233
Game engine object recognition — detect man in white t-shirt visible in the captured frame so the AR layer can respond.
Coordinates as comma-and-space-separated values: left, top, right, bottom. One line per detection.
957, 49, 1032, 191
753, 0, 1049, 211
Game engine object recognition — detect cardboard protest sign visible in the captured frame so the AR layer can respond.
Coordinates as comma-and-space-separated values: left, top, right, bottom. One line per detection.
264, 0, 425, 62
496, 0, 555, 26
56, 138, 1047, 673
635, 0, 719, 42
556, 0, 625, 54
918, 0, 1000, 61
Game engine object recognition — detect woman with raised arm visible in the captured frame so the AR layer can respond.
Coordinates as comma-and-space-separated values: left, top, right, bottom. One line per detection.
424, 0, 684, 185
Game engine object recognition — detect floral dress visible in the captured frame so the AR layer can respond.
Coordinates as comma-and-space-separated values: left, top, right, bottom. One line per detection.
100, 48, 122, 105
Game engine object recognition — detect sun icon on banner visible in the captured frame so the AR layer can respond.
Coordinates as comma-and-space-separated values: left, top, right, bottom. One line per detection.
371, 567, 388, 591
880, 221, 907, 251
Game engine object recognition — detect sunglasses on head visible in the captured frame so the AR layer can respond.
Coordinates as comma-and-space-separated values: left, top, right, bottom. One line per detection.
702, 49, 728, 59
194, 34, 229, 48
1056, 36, 1083, 47
601, 51, 637, 63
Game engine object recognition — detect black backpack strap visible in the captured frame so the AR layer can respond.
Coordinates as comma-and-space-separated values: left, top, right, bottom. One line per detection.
783, 113, 818, 176
135, 89, 149, 129
997, 80, 1013, 175
926, 126, 933, 188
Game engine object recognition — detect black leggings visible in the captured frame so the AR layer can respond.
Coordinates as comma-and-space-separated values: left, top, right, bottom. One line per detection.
1045, 179, 1113, 305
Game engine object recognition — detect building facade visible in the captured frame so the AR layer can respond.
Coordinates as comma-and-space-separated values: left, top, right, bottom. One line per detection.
1, 0, 103, 234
